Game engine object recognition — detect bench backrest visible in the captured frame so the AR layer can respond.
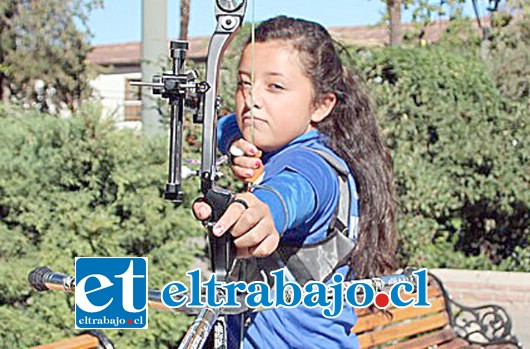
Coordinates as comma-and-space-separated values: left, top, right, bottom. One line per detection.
352, 274, 455, 348
30, 333, 100, 349
29, 331, 115, 349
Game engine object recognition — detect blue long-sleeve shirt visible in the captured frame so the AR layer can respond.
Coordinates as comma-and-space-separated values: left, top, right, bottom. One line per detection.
218, 115, 318, 236
217, 114, 360, 349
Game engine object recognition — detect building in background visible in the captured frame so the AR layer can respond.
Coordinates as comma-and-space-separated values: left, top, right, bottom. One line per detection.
87, 22, 451, 129
88, 36, 209, 129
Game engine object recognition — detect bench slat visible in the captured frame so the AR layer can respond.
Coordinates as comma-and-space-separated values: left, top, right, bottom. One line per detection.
385, 328, 456, 349
30, 334, 100, 349
353, 297, 446, 333
357, 312, 449, 348
437, 337, 482, 349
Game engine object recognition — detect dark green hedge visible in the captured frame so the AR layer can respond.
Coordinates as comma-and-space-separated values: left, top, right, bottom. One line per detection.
0, 104, 203, 348
354, 46, 529, 270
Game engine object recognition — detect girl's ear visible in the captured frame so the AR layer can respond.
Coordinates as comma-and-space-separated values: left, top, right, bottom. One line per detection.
310, 93, 337, 123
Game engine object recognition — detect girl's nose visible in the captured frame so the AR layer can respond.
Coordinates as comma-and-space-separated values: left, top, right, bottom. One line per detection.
243, 84, 262, 109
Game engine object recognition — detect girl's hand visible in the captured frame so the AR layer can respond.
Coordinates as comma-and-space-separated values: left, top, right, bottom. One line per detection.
193, 192, 279, 258
229, 139, 263, 182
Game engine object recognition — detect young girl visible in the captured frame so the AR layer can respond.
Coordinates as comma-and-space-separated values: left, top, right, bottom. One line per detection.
193, 15, 397, 348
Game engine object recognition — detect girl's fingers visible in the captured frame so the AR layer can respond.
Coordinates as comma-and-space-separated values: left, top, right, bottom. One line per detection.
230, 140, 263, 182
248, 234, 280, 257
236, 247, 252, 259
211, 199, 248, 237
231, 156, 262, 170
233, 221, 278, 257
230, 203, 266, 238
192, 201, 212, 220
231, 164, 257, 180
232, 139, 263, 157
229, 144, 245, 157
209, 193, 278, 258
233, 221, 267, 249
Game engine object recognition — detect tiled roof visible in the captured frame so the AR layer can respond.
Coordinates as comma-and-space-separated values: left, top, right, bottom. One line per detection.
87, 36, 210, 65
87, 20, 474, 66
87, 42, 141, 65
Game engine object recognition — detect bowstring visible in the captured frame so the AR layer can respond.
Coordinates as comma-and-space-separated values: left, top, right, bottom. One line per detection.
244, 0, 257, 193
240, 5, 256, 343
250, 0, 256, 144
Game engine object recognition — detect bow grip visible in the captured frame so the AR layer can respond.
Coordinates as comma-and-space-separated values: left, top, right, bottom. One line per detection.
204, 188, 237, 282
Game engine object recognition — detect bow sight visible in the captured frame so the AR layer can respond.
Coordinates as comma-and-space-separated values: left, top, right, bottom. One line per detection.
133, 42, 208, 204
132, 0, 247, 205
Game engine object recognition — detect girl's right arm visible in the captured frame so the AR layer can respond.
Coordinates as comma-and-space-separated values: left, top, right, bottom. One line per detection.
217, 113, 241, 154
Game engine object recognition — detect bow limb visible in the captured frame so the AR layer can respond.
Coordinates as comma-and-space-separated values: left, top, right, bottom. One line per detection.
178, 3, 249, 349
198, 2, 249, 288
201, 2, 248, 193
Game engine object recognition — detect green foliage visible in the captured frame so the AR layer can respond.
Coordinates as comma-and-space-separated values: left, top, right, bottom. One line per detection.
0, 0, 102, 112
353, 45, 529, 271
486, 2, 530, 101
435, 13, 482, 49
403, 0, 467, 24
0, 104, 203, 348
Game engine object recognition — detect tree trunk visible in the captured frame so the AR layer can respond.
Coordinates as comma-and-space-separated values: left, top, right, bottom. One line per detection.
0, 76, 10, 104
387, 0, 403, 46
179, 0, 190, 40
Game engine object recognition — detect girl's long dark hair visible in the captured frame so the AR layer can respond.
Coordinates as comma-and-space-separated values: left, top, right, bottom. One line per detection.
249, 16, 397, 278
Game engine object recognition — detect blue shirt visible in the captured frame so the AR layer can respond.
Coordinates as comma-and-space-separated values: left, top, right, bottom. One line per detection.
218, 114, 360, 349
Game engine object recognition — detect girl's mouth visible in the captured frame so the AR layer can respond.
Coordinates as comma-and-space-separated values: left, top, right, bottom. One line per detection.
242, 116, 267, 124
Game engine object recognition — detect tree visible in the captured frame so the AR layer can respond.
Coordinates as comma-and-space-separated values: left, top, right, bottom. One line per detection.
0, 105, 202, 347
486, 0, 530, 101
356, 45, 529, 271
179, 0, 191, 40
382, 0, 474, 46
0, 0, 102, 113
387, 0, 403, 45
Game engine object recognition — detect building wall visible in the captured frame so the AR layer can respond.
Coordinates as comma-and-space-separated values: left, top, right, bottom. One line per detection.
90, 69, 142, 130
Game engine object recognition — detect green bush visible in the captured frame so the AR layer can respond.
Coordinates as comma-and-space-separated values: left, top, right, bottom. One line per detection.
0, 104, 203, 348
353, 45, 529, 270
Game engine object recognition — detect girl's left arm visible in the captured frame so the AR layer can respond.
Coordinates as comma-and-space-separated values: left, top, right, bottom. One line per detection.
252, 170, 317, 234
193, 169, 320, 257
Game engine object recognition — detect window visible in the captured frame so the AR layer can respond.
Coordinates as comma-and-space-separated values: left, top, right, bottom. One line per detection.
124, 79, 142, 122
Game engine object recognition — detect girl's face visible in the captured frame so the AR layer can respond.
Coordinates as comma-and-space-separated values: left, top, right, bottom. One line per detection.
235, 41, 333, 152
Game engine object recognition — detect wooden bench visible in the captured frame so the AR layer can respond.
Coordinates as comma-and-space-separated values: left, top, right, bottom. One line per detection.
352, 273, 523, 348
30, 330, 114, 349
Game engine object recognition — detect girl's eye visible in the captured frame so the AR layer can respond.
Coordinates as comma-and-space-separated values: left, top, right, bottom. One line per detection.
269, 83, 284, 91
237, 80, 251, 88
